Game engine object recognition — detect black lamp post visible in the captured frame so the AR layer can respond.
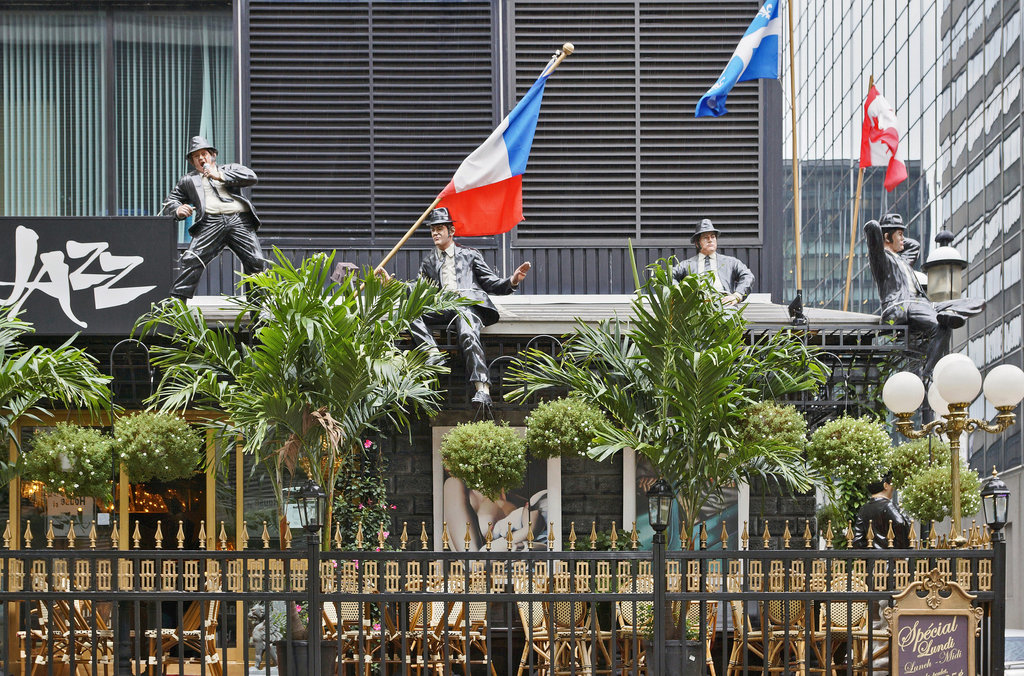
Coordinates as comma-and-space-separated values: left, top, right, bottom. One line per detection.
648, 478, 673, 676
982, 468, 1010, 675
296, 478, 326, 674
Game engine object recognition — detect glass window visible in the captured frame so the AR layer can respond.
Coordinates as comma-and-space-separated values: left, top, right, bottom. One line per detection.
1, 7, 233, 243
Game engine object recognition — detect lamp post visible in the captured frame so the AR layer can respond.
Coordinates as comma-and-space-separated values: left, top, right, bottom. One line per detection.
296, 478, 326, 674
882, 356, 1024, 546
922, 228, 968, 303
981, 469, 1010, 675
648, 478, 673, 676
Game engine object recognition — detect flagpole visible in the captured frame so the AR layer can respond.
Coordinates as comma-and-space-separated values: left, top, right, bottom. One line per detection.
787, 0, 805, 323
842, 76, 872, 312
374, 43, 575, 275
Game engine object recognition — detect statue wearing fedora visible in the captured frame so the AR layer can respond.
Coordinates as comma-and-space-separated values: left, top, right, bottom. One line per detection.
671, 219, 754, 305
409, 208, 531, 406
865, 213, 984, 378
161, 135, 268, 299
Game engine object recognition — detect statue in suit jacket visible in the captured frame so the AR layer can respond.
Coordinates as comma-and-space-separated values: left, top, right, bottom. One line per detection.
162, 136, 268, 299
865, 213, 983, 378
409, 208, 531, 406
671, 219, 755, 305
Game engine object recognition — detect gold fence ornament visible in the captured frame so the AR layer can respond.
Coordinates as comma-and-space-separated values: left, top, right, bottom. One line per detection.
46, 518, 54, 548
568, 522, 576, 550
928, 522, 938, 548
465, 522, 472, 551
741, 521, 749, 550
909, 521, 918, 549
218, 521, 228, 551
355, 521, 364, 549
699, 522, 707, 550
177, 520, 186, 549
761, 522, 771, 550
333, 523, 343, 549
886, 520, 895, 548
548, 523, 556, 550
865, 521, 874, 549
845, 520, 854, 549
378, 523, 387, 550
66, 521, 76, 548
261, 521, 271, 548
110, 519, 118, 549
589, 521, 597, 550
803, 519, 812, 548
197, 520, 206, 550
2, 520, 9, 549
526, 520, 534, 546
680, 520, 689, 549
721, 522, 729, 550
400, 522, 408, 550
240, 520, 248, 549
420, 522, 428, 550
631, 522, 639, 550
824, 520, 834, 549
609, 521, 618, 549
782, 520, 791, 548
505, 522, 514, 549
441, 521, 449, 550
89, 522, 98, 549
133, 520, 142, 549
24, 520, 32, 549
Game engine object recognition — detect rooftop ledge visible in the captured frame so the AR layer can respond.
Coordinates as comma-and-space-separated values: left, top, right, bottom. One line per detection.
188, 292, 882, 337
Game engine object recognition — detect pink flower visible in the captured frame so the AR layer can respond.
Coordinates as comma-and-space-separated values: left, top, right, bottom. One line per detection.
358, 503, 365, 509
372, 623, 381, 631
364, 440, 372, 449
383, 531, 390, 538
390, 505, 397, 510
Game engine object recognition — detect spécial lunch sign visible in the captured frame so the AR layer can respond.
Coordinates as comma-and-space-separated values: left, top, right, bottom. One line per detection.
887, 569, 984, 676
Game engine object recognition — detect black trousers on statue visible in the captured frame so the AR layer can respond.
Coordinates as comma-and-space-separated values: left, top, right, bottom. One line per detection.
170, 212, 267, 299
409, 309, 489, 384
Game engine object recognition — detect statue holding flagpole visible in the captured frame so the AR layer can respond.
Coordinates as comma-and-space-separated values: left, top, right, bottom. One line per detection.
376, 43, 573, 408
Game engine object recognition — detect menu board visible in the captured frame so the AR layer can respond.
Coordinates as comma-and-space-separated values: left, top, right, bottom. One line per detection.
894, 613, 970, 675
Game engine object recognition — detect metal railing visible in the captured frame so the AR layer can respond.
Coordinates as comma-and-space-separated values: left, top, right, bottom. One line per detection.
0, 518, 1005, 676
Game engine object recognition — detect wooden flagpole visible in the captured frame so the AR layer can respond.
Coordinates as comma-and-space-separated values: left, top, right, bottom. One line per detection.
842, 75, 873, 313
374, 43, 575, 275
787, 0, 804, 318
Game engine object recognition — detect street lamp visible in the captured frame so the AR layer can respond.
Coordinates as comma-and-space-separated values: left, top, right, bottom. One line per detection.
294, 478, 326, 674
981, 467, 1010, 541
296, 478, 327, 534
882, 356, 1024, 546
647, 478, 674, 533
922, 228, 968, 303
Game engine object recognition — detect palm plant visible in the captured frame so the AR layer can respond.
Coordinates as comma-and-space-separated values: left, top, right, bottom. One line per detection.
507, 261, 829, 530
0, 309, 111, 484
134, 251, 468, 539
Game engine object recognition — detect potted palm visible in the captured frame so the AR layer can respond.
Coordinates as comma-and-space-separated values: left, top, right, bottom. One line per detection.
135, 251, 468, 541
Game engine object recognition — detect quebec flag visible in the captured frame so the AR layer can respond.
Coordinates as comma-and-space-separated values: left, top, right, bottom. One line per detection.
695, 0, 781, 118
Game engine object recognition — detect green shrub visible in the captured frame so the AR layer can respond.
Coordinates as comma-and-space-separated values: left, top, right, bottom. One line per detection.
737, 401, 807, 449
23, 423, 114, 500
807, 415, 893, 519
900, 461, 981, 524
525, 396, 606, 459
889, 437, 949, 490
113, 411, 203, 483
441, 421, 526, 499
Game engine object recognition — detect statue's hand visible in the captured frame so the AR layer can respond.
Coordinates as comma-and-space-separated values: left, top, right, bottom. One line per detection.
175, 204, 194, 219
511, 261, 531, 286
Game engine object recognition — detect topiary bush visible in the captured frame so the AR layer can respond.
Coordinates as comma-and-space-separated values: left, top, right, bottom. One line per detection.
737, 401, 807, 450
441, 421, 527, 499
525, 396, 606, 459
23, 423, 114, 500
900, 461, 981, 524
113, 411, 203, 484
807, 415, 893, 522
889, 437, 949, 490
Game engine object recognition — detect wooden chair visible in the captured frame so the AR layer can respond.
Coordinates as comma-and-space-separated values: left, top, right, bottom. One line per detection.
725, 577, 764, 676
146, 599, 222, 676
761, 597, 809, 676
684, 600, 718, 676
615, 575, 654, 675
809, 579, 869, 675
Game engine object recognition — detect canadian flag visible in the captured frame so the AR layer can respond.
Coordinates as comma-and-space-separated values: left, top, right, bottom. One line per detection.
860, 85, 908, 192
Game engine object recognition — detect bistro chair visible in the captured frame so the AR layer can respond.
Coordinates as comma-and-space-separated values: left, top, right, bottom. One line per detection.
726, 576, 764, 676
145, 598, 222, 676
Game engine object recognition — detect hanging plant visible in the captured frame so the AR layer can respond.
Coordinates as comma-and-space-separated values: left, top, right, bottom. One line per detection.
113, 411, 204, 484
737, 401, 807, 449
525, 396, 606, 459
899, 461, 981, 524
807, 415, 893, 520
22, 423, 114, 501
889, 437, 950, 490
440, 421, 526, 499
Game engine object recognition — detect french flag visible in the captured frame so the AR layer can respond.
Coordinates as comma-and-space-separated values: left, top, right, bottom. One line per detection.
437, 65, 553, 237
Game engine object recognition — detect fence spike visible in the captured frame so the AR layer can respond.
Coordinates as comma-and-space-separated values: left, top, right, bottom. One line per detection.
909, 521, 919, 549
111, 520, 118, 549
24, 520, 32, 549
2, 520, 9, 549
506, 522, 514, 549
680, 520, 689, 550
761, 522, 771, 550
969, 520, 980, 547
699, 522, 708, 550
782, 520, 791, 548
219, 521, 228, 551
133, 521, 142, 549
283, 525, 291, 549
485, 522, 494, 551
609, 521, 617, 549
568, 522, 577, 551
547, 523, 555, 550
240, 521, 248, 550
721, 522, 729, 550
261, 521, 271, 548
400, 522, 409, 550
845, 520, 854, 549
865, 522, 874, 550
589, 522, 597, 550
378, 523, 387, 550
420, 522, 428, 550
928, 522, 938, 549
886, 520, 895, 548
177, 521, 186, 549
66, 521, 76, 549
355, 521, 364, 549
441, 521, 450, 550
198, 521, 207, 550
46, 519, 54, 548
154, 520, 163, 549
333, 523, 343, 549
527, 521, 535, 546
803, 519, 812, 548
741, 521, 749, 550
631, 522, 639, 550
465, 522, 472, 551
89, 522, 97, 549
824, 521, 834, 549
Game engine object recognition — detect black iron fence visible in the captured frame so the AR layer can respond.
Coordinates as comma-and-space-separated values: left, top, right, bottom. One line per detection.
0, 519, 1005, 676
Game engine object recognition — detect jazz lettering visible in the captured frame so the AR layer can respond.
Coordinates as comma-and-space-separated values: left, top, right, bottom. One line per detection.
0, 225, 155, 328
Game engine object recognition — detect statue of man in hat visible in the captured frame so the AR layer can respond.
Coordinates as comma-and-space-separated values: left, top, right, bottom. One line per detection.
161, 136, 268, 300
671, 218, 755, 306
865, 213, 984, 378
409, 207, 531, 407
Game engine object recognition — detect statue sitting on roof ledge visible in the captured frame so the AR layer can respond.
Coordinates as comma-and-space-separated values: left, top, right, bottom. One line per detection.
671, 218, 755, 307
864, 213, 984, 379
